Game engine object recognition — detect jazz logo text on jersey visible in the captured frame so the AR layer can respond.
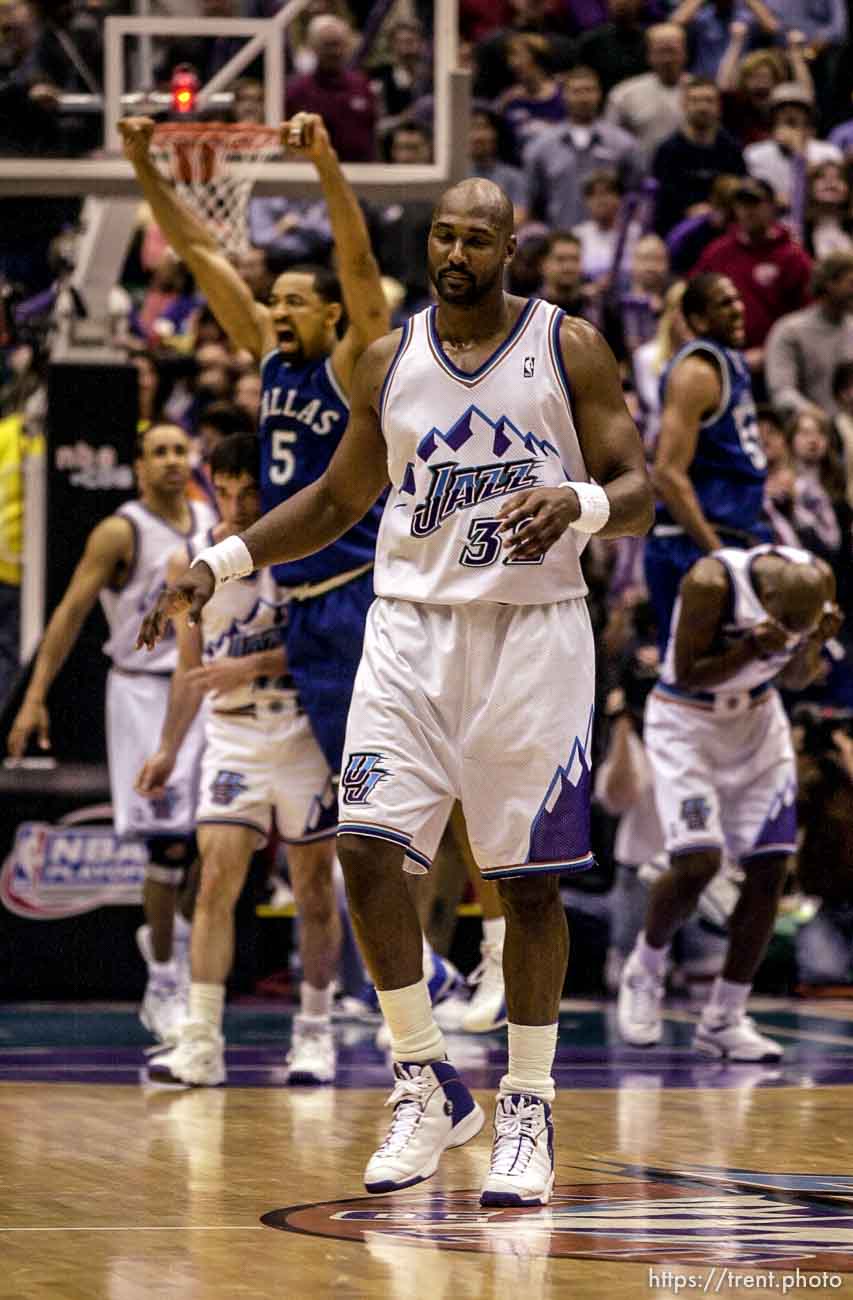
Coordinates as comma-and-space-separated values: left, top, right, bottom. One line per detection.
341, 753, 390, 806
411, 459, 541, 538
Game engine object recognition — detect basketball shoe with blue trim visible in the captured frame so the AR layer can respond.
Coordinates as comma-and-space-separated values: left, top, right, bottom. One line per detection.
364, 1060, 484, 1193
480, 1093, 555, 1207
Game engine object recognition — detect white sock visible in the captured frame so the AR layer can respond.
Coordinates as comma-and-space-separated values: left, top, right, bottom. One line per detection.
706, 977, 750, 1019
634, 931, 668, 977
421, 936, 434, 979
189, 981, 224, 1030
150, 958, 177, 980
173, 913, 191, 942
500, 1022, 558, 1103
300, 981, 332, 1019
483, 916, 506, 948
377, 979, 446, 1063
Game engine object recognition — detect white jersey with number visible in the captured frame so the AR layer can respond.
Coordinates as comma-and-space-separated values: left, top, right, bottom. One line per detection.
374, 298, 592, 605
101, 499, 216, 673
197, 555, 291, 712
659, 543, 815, 697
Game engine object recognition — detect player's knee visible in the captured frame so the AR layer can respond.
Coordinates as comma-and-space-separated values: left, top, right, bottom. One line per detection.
496, 872, 561, 918
196, 850, 245, 913
145, 834, 194, 887
337, 835, 403, 911
670, 849, 720, 896
741, 852, 789, 896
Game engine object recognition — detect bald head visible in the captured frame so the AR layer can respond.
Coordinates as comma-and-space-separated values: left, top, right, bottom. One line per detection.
433, 178, 514, 241
758, 554, 827, 635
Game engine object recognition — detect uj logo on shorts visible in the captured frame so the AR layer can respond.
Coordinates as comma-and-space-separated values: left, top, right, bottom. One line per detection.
341, 753, 389, 805
210, 770, 249, 806
680, 796, 712, 831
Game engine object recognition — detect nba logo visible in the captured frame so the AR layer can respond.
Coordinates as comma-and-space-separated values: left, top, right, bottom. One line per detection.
523, 357, 535, 378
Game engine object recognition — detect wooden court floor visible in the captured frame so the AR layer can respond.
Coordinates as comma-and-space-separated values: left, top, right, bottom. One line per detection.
0, 999, 852, 1300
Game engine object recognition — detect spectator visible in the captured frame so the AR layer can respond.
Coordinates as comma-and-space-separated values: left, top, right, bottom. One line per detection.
497, 33, 567, 160
190, 399, 254, 508
285, 16, 378, 161
472, 0, 575, 101
828, 100, 853, 155
370, 19, 432, 139
696, 176, 812, 375
608, 233, 671, 357
506, 224, 550, 296
524, 65, 638, 230
234, 247, 275, 304
372, 123, 434, 311
248, 191, 334, 264
574, 169, 641, 292
604, 24, 688, 167
670, 0, 780, 80
232, 77, 264, 123
717, 44, 789, 146
757, 402, 800, 543
787, 407, 851, 576
537, 229, 590, 316
666, 173, 742, 273
631, 279, 691, 450
234, 371, 262, 423
467, 107, 527, 221
745, 82, 842, 210
136, 252, 198, 348
575, 0, 649, 98
765, 0, 848, 50
765, 251, 853, 418
831, 360, 853, 502
803, 158, 853, 260
652, 77, 746, 236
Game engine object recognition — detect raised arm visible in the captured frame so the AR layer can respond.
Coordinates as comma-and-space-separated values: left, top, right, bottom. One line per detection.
136, 334, 398, 646
7, 515, 132, 757
119, 117, 275, 360
497, 319, 654, 559
654, 354, 725, 553
283, 113, 390, 393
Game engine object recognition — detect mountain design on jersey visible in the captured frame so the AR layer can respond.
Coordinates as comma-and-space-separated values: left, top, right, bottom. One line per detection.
397, 404, 566, 539
528, 712, 593, 867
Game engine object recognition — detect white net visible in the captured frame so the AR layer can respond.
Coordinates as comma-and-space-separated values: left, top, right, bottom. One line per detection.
150, 122, 283, 259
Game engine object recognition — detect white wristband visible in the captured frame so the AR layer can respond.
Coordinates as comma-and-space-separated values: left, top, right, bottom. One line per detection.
190, 535, 254, 586
561, 480, 611, 534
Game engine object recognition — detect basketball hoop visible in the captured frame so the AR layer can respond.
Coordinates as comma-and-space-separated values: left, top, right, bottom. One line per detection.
150, 121, 283, 259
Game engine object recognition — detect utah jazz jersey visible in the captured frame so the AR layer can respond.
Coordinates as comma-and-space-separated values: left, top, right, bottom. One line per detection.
101, 499, 216, 673
657, 340, 767, 534
660, 543, 814, 695
375, 299, 591, 605
258, 349, 381, 586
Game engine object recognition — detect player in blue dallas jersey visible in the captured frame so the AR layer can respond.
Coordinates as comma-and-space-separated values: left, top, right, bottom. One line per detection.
644, 272, 771, 648
120, 112, 389, 775
120, 111, 390, 1062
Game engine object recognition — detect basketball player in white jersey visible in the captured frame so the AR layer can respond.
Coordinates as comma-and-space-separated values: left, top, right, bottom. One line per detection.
618, 545, 842, 1060
137, 178, 654, 1206
136, 435, 340, 1086
8, 423, 215, 1042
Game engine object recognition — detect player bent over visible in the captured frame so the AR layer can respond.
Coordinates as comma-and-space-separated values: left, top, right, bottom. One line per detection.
136, 436, 341, 1085
618, 544, 842, 1060
137, 179, 654, 1205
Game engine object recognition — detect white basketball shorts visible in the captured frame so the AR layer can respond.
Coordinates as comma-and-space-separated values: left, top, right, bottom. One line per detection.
196, 695, 336, 844
644, 686, 797, 864
106, 668, 205, 837
338, 596, 596, 879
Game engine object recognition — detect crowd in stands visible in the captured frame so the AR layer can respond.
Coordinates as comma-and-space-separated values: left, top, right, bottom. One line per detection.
2, 0, 853, 992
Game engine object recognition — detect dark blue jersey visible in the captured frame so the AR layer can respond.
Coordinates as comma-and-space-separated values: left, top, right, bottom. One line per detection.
258, 348, 381, 586
657, 340, 767, 534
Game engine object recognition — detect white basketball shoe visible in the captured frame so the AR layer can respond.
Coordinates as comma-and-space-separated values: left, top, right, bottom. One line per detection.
147, 1021, 226, 1087
480, 1094, 555, 1207
364, 1060, 484, 1194
694, 1009, 783, 1062
285, 1015, 336, 1084
461, 938, 507, 1033
617, 953, 665, 1047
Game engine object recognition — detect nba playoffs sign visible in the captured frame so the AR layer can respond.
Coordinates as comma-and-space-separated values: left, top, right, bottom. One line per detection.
0, 820, 145, 918
262, 1162, 853, 1271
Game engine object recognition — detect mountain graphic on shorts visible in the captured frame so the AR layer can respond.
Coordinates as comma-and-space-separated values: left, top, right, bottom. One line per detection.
528, 718, 594, 867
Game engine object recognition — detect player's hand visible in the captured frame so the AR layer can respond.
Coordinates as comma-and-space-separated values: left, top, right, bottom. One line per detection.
118, 116, 156, 166
136, 563, 216, 650
7, 696, 50, 759
135, 751, 175, 799
729, 19, 749, 39
280, 113, 333, 163
748, 620, 790, 658
185, 659, 251, 693
497, 487, 579, 561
